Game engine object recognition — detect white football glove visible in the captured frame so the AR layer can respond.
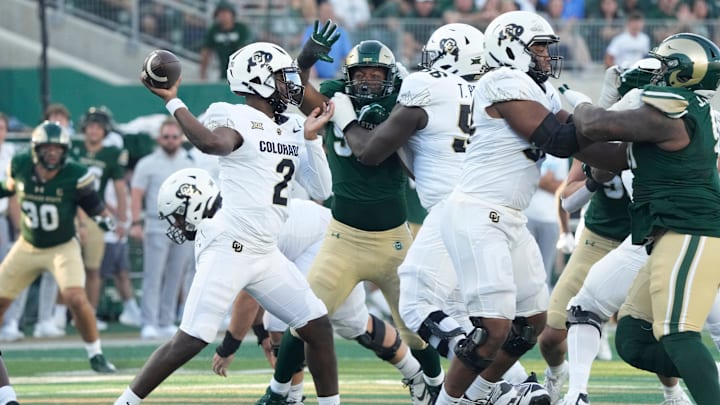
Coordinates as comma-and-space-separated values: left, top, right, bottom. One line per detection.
608, 88, 643, 111
558, 84, 593, 108
93, 215, 117, 233
395, 61, 410, 79
329, 92, 357, 132
556, 232, 576, 254
598, 65, 621, 109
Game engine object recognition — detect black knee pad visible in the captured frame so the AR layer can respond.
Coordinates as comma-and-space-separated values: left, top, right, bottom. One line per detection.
417, 310, 466, 358
566, 305, 603, 334
356, 314, 401, 361
501, 317, 537, 357
454, 317, 493, 373
272, 344, 280, 358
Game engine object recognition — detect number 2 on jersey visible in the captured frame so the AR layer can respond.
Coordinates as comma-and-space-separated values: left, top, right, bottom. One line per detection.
273, 158, 295, 206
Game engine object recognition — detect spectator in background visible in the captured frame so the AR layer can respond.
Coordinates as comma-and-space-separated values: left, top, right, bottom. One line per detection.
330, 0, 371, 33
646, 0, 679, 44
402, 0, 444, 67
45, 103, 75, 135
129, 117, 195, 340
199, 2, 252, 81
537, 0, 585, 18
442, 0, 487, 26
604, 11, 650, 68
301, 1, 353, 79
541, 0, 592, 71
585, 0, 623, 60
524, 155, 569, 288
259, 0, 314, 56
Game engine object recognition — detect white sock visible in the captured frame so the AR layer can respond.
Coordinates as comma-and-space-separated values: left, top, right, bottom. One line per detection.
317, 394, 340, 405
437, 385, 463, 404
0, 385, 18, 403
85, 339, 103, 358
662, 382, 684, 399
394, 349, 421, 379
464, 375, 493, 401
502, 361, 528, 385
113, 387, 141, 405
425, 369, 445, 387
548, 360, 569, 376
567, 324, 599, 394
269, 378, 291, 396
287, 382, 304, 402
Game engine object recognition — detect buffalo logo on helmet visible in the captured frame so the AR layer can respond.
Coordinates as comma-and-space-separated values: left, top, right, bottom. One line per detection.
440, 38, 460, 62
176, 183, 202, 199
498, 24, 524, 45
247, 51, 273, 73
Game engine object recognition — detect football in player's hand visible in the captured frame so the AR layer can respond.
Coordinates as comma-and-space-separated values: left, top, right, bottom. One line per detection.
141, 50, 181, 89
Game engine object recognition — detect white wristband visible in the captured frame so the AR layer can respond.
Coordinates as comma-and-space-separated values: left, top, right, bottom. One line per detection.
165, 98, 187, 116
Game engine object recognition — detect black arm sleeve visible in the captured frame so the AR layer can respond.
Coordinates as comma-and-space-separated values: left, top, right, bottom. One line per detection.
0, 180, 16, 198
76, 183, 105, 216
529, 113, 580, 158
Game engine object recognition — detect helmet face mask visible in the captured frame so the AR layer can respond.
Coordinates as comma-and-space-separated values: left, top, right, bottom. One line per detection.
31, 121, 71, 170
484, 11, 563, 83
227, 42, 305, 114
619, 57, 661, 96
343, 40, 398, 101
649, 33, 720, 93
420, 23, 487, 80
157, 168, 222, 244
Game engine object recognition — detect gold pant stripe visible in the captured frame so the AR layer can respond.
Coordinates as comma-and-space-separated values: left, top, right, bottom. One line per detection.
666, 235, 700, 334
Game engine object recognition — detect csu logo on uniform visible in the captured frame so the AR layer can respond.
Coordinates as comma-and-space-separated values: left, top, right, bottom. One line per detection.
232, 241, 243, 252
489, 211, 500, 223
247, 51, 272, 73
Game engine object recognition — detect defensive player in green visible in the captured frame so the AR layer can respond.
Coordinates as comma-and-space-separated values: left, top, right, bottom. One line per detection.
573, 33, 720, 405
256, 22, 442, 405
71, 106, 129, 313
0, 121, 117, 373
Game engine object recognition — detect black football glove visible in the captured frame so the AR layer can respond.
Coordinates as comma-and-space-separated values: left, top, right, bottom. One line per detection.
296, 19, 341, 71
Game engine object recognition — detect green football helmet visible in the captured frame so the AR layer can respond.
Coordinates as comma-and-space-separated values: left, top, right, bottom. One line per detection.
80, 106, 114, 135
650, 32, 720, 91
343, 40, 398, 100
618, 57, 661, 96
31, 121, 71, 170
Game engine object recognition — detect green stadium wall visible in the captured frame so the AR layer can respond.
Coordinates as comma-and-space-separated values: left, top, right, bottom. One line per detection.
0, 67, 241, 127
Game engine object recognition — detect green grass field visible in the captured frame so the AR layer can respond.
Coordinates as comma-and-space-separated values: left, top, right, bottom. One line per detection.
1, 329, 711, 404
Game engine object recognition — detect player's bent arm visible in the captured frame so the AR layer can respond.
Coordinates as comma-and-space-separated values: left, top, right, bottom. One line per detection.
174, 108, 243, 156
297, 137, 332, 201
573, 141, 629, 173
493, 100, 589, 158
345, 105, 426, 166
76, 182, 105, 217
573, 103, 688, 149
298, 72, 329, 117
561, 159, 594, 213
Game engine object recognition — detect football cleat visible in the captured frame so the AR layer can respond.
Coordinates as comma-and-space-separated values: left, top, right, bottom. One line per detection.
660, 389, 692, 405
543, 361, 569, 404
89, 354, 116, 373
33, 320, 65, 338
515, 372, 551, 405
402, 371, 433, 405
255, 387, 288, 405
486, 381, 519, 405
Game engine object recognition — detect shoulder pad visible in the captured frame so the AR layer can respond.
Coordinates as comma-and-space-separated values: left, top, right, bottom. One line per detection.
480, 68, 537, 104
641, 87, 689, 118
203, 102, 237, 131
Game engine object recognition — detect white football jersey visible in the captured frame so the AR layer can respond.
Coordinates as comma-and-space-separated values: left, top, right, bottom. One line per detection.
458, 67, 562, 210
279, 198, 331, 262
201, 103, 325, 251
398, 69, 476, 210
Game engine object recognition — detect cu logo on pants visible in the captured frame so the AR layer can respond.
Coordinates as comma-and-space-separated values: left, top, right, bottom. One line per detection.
488, 211, 500, 223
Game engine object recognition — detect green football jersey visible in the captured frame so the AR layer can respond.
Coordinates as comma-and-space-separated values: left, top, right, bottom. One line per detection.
70, 141, 127, 196
12, 152, 95, 248
584, 176, 631, 242
319, 79, 408, 231
629, 86, 720, 244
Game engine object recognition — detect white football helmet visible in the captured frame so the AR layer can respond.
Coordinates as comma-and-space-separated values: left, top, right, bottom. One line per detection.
421, 23, 487, 80
227, 42, 304, 112
484, 11, 562, 83
157, 168, 222, 244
